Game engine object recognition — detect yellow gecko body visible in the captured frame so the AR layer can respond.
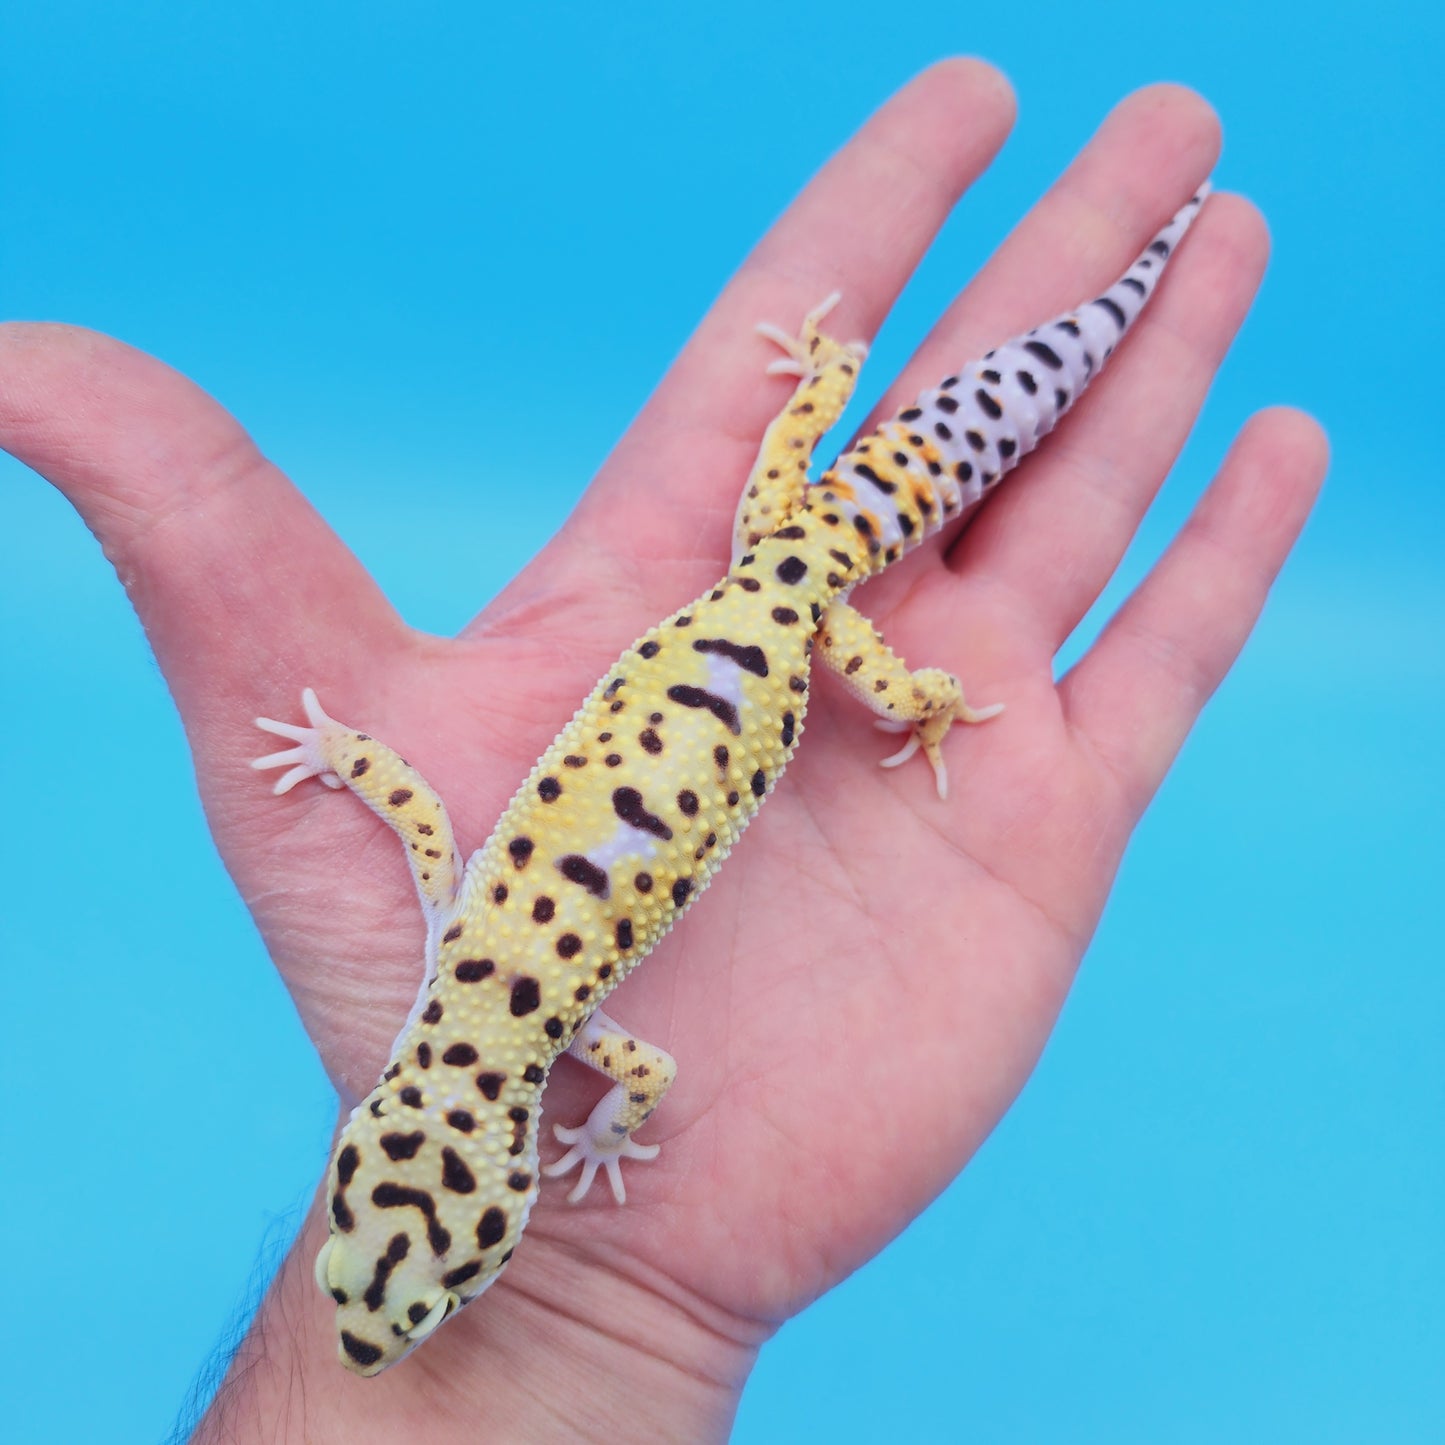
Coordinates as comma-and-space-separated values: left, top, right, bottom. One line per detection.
253, 187, 1208, 1374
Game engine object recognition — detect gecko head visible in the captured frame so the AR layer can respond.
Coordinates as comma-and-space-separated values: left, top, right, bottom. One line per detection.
314, 1232, 491, 1376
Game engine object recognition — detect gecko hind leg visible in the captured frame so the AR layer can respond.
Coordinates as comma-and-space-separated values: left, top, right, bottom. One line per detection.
542, 1009, 677, 1205
732, 293, 869, 560
816, 601, 1003, 800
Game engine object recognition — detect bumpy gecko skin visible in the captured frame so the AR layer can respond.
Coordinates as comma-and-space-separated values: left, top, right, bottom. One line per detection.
253, 185, 1209, 1375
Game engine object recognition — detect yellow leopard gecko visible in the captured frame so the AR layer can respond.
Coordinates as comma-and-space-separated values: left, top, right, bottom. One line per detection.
253, 184, 1209, 1375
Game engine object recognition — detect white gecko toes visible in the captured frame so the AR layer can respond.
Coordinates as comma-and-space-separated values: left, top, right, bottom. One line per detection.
543, 1122, 661, 1206
252, 687, 347, 794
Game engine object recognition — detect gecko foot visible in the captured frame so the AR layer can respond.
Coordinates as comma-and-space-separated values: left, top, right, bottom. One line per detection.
252, 687, 348, 794
756, 291, 868, 378
875, 692, 1004, 800
542, 1121, 661, 1206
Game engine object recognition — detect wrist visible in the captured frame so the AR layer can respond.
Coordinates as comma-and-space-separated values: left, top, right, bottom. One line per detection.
193, 1191, 763, 1443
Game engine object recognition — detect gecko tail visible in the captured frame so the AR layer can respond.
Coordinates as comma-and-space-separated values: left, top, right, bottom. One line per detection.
814, 183, 1212, 568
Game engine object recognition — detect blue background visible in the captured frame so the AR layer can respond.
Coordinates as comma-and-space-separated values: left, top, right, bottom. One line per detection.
1, 4, 1440, 1440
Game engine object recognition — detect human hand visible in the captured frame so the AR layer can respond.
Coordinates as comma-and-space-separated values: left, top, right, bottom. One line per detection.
0, 60, 1325, 1443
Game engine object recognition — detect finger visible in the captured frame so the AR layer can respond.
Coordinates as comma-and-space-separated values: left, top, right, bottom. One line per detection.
951, 191, 1270, 648
0, 323, 403, 724
477, 59, 1017, 633
1060, 407, 1329, 814
851, 83, 1223, 618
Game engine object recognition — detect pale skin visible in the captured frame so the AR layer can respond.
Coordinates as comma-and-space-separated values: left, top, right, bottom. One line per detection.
0, 62, 1327, 1443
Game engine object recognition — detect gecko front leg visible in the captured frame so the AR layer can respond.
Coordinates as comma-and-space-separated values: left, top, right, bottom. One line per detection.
252, 687, 463, 919
543, 1009, 677, 1205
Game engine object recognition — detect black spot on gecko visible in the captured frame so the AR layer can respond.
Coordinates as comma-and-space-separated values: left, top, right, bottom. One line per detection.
532, 895, 555, 923
563, 755, 587, 768
975, 389, 1003, 420
416, 1042, 432, 1069
1094, 296, 1127, 329
556, 934, 582, 959
790, 675, 807, 694
854, 464, 895, 494
422, 1000, 443, 1025
998, 438, 1016, 459
772, 606, 799, 625
441, 1148, 476, 1194
341, 1331, 384, 1368
442, 1043, 479, 1066
639, 727, 663, 754
332, 1191, 355, 1232
364, 1233, 410, 1311
523, 1063, 545, 1084
605, 753, 623, 767
751, 769, 767, 797
476, 1072, 505, 1100
455, 958, 495, 982
400, 1087, 423, 1108
388, 789, 413, 807
666, 683, 741, 734
1025, 338, 1064, 369
492, 884, 508, 903
639, 640, 661, 658
544, 1017, 564, 1039
558, 854, 610, 898
443, 924, 463, 943
671, 878, 692, 908
613, 786, 674, 839
677, 789, 699, 816
781, 712, 795, 746
693, 637, 769, 676
371, 1183, 450, 1256
509, 837, 535, 869
634, 871, 653, 892
537, 776, 561, 802
446, 1110, 475, 1132
616, 918, 634, 950
775, 556, 809, 584
350, 758, 370, 778
443, 1260, 483, 1289
477, 1207, 507, 1248
337, 1145, 360, 1186
510, 977, 541, 1015
507, 1172, 532, 1193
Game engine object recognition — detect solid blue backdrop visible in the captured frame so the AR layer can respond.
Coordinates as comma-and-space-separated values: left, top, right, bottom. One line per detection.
1, 4, 1439, 1440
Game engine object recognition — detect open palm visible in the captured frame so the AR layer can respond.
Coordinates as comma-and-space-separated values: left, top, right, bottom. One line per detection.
1, 61, 1324, 1441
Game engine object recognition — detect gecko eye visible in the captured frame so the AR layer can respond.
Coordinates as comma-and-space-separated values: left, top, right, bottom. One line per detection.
404, 1292, 458, 1342
313, 1238, 337, 1299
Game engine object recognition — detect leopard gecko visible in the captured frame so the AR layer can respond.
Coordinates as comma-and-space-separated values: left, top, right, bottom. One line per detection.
253, 184, 1209, 1375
